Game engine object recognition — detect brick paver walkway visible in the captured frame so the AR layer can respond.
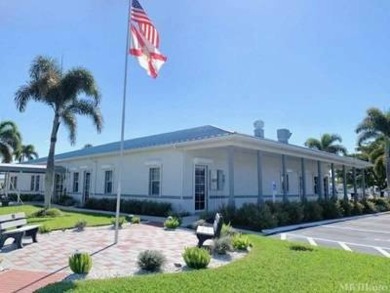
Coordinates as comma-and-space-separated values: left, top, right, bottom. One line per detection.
0, 223, 197, 292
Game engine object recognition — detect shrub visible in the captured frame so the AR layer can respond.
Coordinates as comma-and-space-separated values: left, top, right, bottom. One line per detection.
302, 200, 323, 222
137, 250, 166, 272
371, 198, 390, 212
111, 217, 126, 228
130, 216, 141, 224
39, 225, 51, 234
164, 216, 180, 229
56, 195, 76, 206
213, 236, 233, 255
290, 244, 314, 252
31, 208, 62, 218
340, 199, 354, 217
218, 204, 236, 224
361, 199, 378, 214
75, 220, 87, 231
232, 234, 251, 251
318, 199, 343, 219
8, 193, 44, 202
283, 202, 304, 225
234, 203, 277, 231
183, 247, 211, 269
351, 201, 364, 216
84, 198, 172, 217
69, 252, 92, 274
220, 222, 237, 237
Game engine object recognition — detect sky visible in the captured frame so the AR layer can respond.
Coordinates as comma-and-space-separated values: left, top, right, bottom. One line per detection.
1, 0, 390, 159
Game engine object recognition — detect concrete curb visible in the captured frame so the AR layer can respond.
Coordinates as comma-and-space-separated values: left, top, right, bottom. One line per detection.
262, 211, 390, 235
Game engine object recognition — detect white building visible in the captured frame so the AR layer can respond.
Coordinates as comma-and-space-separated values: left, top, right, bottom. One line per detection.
6, 124, 371, 214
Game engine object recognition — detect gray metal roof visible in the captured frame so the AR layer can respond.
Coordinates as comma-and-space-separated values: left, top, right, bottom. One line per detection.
30, 125, 233, 163
0, 163, 65, 173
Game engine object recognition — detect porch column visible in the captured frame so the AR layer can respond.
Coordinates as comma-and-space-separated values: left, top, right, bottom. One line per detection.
331, 163, 336, 199
317, 161, 323, 200
362, 168, 366, 199
256, 150, 264, 204
228, 146, 235, 207
343, 165, 348, 201
353, 167, 357, 201
300, 158, 306, 201
282, 154, 287, 202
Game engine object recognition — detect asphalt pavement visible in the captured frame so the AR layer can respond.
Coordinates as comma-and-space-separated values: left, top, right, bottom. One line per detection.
270, 213, 390, 257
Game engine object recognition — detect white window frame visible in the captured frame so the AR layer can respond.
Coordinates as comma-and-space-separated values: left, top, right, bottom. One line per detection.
148, 167, 161, 196
35, 175, 40, 191
73, 172, 79, 193
104, 170, 113, 194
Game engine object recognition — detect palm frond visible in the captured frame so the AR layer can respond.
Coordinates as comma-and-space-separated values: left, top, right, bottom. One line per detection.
304, 138, 322, 150
66, 99, 103, 133
61, 110, 77, 145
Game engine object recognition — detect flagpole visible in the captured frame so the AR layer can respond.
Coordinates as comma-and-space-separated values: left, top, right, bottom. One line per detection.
115, 0, 131, 244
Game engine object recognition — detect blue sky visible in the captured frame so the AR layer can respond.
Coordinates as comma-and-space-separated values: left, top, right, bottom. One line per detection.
1, 0, 390, 158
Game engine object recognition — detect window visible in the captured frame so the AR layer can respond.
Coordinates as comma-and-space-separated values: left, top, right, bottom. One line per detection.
73, 172, 79, 193
35, 175, 40, 191
149, 167, 160, 196
104, 170, 113, 194
30, 175, 35, 191
281, 173, 289, 193
314, 176, 319, 194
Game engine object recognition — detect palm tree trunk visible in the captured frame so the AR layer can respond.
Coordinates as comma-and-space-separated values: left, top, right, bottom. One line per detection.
44, 112, 60, 208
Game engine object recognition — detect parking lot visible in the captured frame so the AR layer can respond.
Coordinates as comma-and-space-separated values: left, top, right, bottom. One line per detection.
270, 213, 390, 257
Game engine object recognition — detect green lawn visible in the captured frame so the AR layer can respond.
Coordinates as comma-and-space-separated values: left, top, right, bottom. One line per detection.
38, 235, 390, 293
0, 205, 112, 230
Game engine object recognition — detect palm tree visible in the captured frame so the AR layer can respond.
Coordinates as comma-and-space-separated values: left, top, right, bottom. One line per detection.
14, 144, 39, 162
0, 121, 22, 163
356, 108, 390, 190
304, 134, 347, 155
15, 56, 103, 208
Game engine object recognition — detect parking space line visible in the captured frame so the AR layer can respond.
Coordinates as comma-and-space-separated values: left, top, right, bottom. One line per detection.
323, 225, 390, 235
375, 247, 390, 258
286, 233, 390, 251
339, 242, 352, 252
307, 237, 317, 246
281, 233, 286, 240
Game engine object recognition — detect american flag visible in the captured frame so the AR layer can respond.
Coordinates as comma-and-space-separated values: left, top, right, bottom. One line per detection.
131, 0, 160, 48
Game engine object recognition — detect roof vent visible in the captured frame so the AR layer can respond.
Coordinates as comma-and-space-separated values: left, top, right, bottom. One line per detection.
253, 120, 264, 138
277, 129, 292, 144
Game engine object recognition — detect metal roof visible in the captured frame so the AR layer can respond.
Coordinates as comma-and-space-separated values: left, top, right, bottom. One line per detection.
0, 163, 65, 174
29, 125, 233, 163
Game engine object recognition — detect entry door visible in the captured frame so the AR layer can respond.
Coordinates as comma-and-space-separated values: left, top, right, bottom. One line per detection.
83, 171, 91, 202
194, 165, 207, 211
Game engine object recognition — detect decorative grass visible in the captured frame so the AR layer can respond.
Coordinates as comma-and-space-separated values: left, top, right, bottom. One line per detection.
38, 235, 390, 292
0, 205, 112, 230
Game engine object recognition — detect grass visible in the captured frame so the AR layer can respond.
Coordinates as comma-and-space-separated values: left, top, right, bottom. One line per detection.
38, 235, 390, 293
0, 205, 112, 230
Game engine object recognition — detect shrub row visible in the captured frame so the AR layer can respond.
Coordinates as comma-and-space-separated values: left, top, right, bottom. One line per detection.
7, 193, 44, 202
217, 198, 390, 231
84, 198, 172, 217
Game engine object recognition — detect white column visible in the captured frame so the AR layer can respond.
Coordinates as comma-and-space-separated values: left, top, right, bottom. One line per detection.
301, 158, 306, 200
256, 150, 263, 204
343, 165, 348, 201
282, 154, 287, 202
228, 146, 235, 207
331, 163, 336, 199
317, 161, 323, 199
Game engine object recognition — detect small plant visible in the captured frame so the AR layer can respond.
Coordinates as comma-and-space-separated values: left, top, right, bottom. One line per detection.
232, 234, 251, 251
182, 247, 211, 269
164, 216, 180, 229
290, 244, 314, 252
111, 217, 126, 228
213, 236, 233, 255
131, 216, 141, 224
137, 250, 166, 272
32, 208, 63, 218
38, 225, 51, 234
220, 222, 237, 237
75, 219, 87, 231
69, 252, 92, 274
361, 199, 378, 214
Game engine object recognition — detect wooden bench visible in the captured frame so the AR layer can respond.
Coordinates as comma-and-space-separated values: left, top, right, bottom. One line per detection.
0, 212, 39, 249
196, 213, 223, 247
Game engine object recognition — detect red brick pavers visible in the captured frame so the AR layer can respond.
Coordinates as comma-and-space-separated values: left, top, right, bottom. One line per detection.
0, 269, 67, 293
0, 224, 198, 291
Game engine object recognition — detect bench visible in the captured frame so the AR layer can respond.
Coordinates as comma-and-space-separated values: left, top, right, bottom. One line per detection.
196, 213, 223, 247
0, 212, 39, 249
